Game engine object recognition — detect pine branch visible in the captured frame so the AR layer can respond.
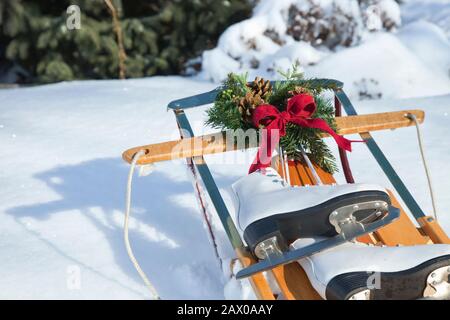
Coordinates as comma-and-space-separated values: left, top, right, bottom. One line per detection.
206, 69, 340, 173
206, 73, 250, 130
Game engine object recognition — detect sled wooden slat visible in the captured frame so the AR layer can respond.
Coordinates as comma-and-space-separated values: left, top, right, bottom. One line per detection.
235, 248, 275, 300
283, 159, 336, 185
372, 190, 429, 246
123, 110, 424, 165
271, 264, 322, 300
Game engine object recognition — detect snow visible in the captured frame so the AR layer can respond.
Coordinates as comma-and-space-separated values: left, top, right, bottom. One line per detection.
261, 41, 325, 75
199, 0, 450, 101
307, 32, 450, 100
202, 49, 240, 85
402, 0, 450, 38
1, 77, 450, 299
378, 0, 402, 26
397, 20, 450, 76
0, 78, 224, 299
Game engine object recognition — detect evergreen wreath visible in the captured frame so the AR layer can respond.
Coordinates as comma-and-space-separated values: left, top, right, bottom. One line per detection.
206, 65, 342, 174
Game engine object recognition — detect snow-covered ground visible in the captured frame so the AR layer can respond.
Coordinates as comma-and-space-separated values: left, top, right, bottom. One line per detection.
402, 0, 450, 38
1, 0, 450, 300
0, 77, 449, 299
0, 78, 222, 299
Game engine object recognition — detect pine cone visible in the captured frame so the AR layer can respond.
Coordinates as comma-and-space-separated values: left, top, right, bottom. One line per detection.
249, 77, 272, 100
288, 86, 312, 97
237, 92, 264, 123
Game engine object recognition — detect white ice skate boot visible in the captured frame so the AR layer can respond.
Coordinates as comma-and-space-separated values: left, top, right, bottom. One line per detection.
229, 168, 393, 259
293, 239, 450, 300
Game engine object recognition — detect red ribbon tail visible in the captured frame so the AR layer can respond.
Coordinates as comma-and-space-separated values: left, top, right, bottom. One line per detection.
330, 133, 366, 152
248, 97, 366, 174
304, 118, 364, 152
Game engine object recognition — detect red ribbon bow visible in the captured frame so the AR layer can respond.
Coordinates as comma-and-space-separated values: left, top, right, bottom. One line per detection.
249, 94, 360, 174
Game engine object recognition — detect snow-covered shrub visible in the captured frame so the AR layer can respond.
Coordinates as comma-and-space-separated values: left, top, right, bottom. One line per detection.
200, 0, 401, 82
286, 0, 363, 48
360, 0, 401, 31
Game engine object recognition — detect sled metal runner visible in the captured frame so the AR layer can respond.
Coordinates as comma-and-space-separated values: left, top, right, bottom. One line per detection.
235, 205, 400, 279
123, 78, 450, 300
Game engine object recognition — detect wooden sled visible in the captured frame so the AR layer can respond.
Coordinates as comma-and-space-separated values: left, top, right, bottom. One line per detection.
122, 79, 450, 300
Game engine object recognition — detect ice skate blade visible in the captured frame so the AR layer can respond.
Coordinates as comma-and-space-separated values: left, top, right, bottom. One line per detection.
245, 191, 391, 260
235, 206, 400, 280
327, 257, 450, 300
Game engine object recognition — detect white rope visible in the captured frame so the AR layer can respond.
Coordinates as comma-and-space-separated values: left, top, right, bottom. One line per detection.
125, 149, 160, 299
406, 113, 438, 221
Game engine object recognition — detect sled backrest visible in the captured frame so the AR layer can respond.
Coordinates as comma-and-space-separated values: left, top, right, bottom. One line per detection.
167, 79, 344, 110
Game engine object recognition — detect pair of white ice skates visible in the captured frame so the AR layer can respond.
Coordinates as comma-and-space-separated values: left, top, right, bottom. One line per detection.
226, 168, 450, 300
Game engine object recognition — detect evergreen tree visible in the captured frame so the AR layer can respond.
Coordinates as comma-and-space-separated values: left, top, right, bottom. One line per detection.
0, 0, 252, 83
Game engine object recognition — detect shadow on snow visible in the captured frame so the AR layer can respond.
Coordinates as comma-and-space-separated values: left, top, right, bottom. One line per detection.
6, 157, 239, 299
